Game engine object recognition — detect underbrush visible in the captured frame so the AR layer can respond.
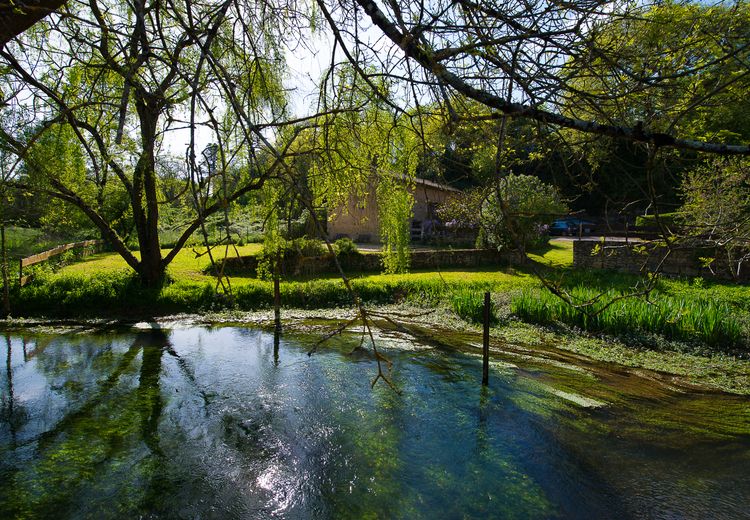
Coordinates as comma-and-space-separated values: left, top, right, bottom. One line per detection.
11, 270, 508, 318
511, 287, 745, 349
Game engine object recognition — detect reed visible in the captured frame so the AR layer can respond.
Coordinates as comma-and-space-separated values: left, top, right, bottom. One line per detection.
511, 286, 744, 347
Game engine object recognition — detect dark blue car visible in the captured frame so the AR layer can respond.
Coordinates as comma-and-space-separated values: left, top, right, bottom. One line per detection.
549, 218, 596, 236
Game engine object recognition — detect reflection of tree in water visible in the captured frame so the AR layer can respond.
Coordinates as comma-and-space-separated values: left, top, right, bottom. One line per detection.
0, 329, 171, 517
2, 333, 17, 446
139, 333, 164, 455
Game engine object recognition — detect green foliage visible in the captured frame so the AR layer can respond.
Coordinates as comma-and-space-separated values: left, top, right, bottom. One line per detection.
564, 2, 750, 143
634, 213, 678, 229
558, 2, 750, 214
449, 289, 497, 325
452, 175, 566, 250
256, 236, 327, 280
678, 157, 750, 277
377, 176, 413, 273
512, 287, 744, 349
305, 67, 421, 274
23, 124, 94, 234
416, 100, 553, 188
679, 157, 750, 239
334, 237, 359, 256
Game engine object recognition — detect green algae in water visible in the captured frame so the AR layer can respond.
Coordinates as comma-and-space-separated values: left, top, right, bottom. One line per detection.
1, 325, 749, 519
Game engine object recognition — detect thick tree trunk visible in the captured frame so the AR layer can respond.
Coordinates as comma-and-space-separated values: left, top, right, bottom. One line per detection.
0, 0, 67, 46
132, 96, 164, 288
1, 222, 9, 315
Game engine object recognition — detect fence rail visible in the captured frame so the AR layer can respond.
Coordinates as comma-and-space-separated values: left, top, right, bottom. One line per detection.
19, 239, 102, 286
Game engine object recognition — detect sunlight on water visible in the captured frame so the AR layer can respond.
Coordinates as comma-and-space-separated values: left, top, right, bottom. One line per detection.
1, 324, 749, 519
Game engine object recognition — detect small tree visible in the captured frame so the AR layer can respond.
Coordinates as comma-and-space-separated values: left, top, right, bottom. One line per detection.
482, 175, 567, 250
678, 157, 750, 278
441, 175, 567, 251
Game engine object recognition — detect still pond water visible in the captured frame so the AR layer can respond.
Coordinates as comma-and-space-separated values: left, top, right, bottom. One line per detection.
1, 321, 749, 519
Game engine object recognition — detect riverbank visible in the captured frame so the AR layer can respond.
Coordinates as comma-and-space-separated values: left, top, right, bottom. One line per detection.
7, 238, 750, 395
5, 305, 750, 396
212, 306, 750, 396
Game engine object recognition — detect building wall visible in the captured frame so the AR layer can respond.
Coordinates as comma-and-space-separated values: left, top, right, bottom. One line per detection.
327, 178, 458, 243
326, 188, 380, 242
573, 239, 748, 281
412, 183, 454, 221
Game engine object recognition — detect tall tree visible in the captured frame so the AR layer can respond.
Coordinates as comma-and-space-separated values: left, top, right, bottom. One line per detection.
0, 0, 303, 286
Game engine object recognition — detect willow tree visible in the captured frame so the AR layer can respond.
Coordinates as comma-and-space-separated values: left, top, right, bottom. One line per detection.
302, 66, 422, 272
0, 0, 301, 286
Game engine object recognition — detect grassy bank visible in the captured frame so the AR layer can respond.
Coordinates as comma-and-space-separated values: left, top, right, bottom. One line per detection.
8, 238, 750, 359
512, 287, 743, 348
11, 267, 535, 317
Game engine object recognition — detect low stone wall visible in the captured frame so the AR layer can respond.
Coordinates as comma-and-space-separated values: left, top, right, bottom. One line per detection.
573, 239, 748, 281
221, 248, 516, 277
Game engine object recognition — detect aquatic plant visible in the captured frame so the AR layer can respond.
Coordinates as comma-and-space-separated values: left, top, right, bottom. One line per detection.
449, 289, 498, 325
511, 287, 744, 348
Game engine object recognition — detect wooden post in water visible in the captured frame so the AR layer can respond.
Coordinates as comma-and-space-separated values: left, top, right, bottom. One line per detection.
482, 291, 490, 386
273, 252, 281, 332
273, 252, 282, 364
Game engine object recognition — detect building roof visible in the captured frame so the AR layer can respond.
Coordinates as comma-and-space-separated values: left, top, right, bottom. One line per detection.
389, 172, 461, 193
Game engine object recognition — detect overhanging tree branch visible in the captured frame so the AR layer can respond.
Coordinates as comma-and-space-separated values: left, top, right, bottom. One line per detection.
352, 0, 750, 155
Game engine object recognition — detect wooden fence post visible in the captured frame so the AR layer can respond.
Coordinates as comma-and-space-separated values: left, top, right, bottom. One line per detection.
482, 291, 490, 386
273, 252, 281, 331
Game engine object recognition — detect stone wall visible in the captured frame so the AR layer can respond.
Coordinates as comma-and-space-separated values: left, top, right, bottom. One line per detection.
573, 239, 748, 281
221, 248, 517, 277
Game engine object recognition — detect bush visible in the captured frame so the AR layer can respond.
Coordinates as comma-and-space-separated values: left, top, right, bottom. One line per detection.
256, 237, 328, 279
334, 237, 359, 256
634, 213, 678, 229
440, 176, 567, 251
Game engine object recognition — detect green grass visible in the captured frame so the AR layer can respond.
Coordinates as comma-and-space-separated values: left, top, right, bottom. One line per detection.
60, 244, 263, 281
528, 239, 574, 268
512, 286, 743, 349
12, 237, 750, 353
449, 289, 498, 325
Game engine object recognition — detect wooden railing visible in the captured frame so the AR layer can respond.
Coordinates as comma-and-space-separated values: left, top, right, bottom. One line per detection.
19, 239, 102, 286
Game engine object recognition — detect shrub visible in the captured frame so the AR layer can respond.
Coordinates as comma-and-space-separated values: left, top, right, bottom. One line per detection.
634, 213, 678, 229
334, 237, 359, 256
440, 176, 567, 251
256, 237, 328, 279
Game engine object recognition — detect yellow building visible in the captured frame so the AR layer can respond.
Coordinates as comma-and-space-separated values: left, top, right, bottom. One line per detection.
326, 177, 460, 243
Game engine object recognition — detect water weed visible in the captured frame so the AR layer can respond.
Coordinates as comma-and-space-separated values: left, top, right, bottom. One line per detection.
511, 287, 744, 349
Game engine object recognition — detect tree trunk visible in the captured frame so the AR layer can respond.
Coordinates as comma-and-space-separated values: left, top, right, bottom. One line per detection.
1, 222, 9, 315
134, 96, 164, 288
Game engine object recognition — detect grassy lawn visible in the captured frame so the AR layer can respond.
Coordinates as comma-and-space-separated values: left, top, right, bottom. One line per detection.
59, 239, 572, 285
61, 244, 263, 281
11, 236, 750, 394
528, 239, 574, 268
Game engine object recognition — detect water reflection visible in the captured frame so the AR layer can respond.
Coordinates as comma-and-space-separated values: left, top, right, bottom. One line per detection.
0, 325, 748, 519
3, 334, 15, 446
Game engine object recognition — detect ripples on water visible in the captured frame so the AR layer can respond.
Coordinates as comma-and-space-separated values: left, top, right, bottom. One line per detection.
0, 325, 749, 519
